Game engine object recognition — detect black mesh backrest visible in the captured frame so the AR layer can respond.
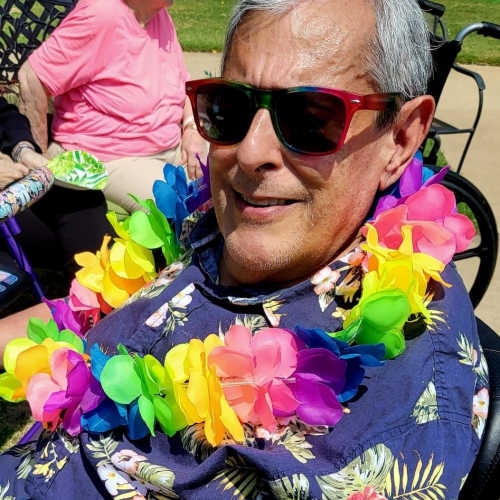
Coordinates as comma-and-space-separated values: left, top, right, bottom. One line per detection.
0, 0, 77, 83
427, 34, 462, 105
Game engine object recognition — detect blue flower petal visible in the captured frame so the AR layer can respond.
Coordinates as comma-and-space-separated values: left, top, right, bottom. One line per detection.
89, 343, 110, 380
81, 398, 122, 433
127, 399, 150, 440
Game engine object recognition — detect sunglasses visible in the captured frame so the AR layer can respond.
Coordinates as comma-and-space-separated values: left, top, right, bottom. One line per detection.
185, 78, 401, 156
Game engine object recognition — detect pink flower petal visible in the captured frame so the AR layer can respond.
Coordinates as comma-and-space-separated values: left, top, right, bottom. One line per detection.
443, 213, 475, 253
26, 373, 62, 421
49, 348, 72, 389
269, 379, 299, 416
223, 384, 257, 422
208, 348, 253, 379
253, 386, 277, 431
224, 325, 252, 352
69, 279, 100, 311
406, 184, 455, 221
253, 328, 298, 380
252, 340, 281, 386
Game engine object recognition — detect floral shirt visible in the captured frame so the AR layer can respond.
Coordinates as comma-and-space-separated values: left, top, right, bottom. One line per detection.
0, 211, 488, 500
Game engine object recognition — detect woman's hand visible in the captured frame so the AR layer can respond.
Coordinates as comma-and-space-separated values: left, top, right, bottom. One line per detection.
0, 153, 29, 190
181, 127, 209, 180
18, 147, 48, 170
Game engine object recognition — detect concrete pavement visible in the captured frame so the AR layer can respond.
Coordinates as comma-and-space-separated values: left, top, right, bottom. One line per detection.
184, 53, 500, 332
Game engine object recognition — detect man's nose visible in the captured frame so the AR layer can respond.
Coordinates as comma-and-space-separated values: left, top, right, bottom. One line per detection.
236, 108, 284, 175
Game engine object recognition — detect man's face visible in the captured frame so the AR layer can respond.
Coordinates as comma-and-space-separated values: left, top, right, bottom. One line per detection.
211, 0, 396, 286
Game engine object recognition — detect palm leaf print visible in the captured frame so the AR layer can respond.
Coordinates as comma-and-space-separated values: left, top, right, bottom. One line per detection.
316, 444, 394, 500
457, 333, 475, 366
180, 423, 218, 461
279, 429, 315, 464
0, 481, 15, 500
135, 462, 178, 498
212, 454, 263, 500
10, 442, 36, 480
269, 474, 312, 499
411, 381, 439, 424
85, 434, 119, 467
384, 453, 446, 499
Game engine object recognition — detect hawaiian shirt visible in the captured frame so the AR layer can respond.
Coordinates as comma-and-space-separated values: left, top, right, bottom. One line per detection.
0, 211, 489, 500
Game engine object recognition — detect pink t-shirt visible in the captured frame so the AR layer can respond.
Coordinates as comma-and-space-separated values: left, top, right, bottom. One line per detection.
29, 0, 189, 161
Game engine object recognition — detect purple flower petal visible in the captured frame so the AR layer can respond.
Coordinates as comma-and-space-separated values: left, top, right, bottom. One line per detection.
290, 375, 344, 426
399, 157, 423, 197
296, 348, 346, 393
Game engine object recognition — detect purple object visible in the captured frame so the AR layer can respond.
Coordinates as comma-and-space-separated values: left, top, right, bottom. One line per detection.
372, 157, 449, 218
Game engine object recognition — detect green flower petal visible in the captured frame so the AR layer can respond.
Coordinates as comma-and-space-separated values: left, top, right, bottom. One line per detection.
100, 355, 142, 404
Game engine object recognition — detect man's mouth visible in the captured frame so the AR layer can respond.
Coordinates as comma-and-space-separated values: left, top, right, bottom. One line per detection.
236, 191, 296, 207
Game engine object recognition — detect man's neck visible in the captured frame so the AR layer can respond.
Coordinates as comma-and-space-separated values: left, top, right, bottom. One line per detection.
124, 0, 162, 27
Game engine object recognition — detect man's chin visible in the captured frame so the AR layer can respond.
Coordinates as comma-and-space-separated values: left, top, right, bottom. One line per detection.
221, 232, 303, 286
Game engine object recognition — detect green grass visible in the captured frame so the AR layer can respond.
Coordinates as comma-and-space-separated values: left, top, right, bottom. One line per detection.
435, 0, 500, 65
1, 0, 499, 63
169, 0, 237, 52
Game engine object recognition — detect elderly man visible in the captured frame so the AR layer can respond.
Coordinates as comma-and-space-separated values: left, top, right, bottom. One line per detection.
0, 0, 485, 498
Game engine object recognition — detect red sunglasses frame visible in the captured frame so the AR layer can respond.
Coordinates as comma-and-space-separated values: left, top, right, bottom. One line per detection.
185, 78, 402, 155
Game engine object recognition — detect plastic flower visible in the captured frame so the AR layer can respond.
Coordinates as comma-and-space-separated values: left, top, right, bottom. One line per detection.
98, 345, 184, 438
294, 326, 385, 401
126, 195, 182, 264
368, 184, 475, 265
0, 318, 85, 402
153, 159, 211, 238
75, 235, 150, 309
208, 326, 299, 432
106, 212, 156, 281
372, 156, 449, 217
42, 296, 82, 336
335, 286, 411, 359
81, 344, 150, 440
166, 335, 245, 445
26, 348, 104, 435
286, 347, 346, 426
363, 224, 449, 312
68, 278, 101, 334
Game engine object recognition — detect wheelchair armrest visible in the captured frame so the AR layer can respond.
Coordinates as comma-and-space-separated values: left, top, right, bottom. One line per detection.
0, 166, 54, 223
452, 63, 486, 91
418, 0, 446, 18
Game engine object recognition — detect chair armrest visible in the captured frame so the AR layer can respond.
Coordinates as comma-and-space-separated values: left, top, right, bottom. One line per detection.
452, 63, 486, 91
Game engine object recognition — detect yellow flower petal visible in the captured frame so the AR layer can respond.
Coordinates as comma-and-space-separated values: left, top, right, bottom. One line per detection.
204, 334, 223, 356
165, 344, 189, 383
102, 268, 130, 308
13, 344, 51, 399
3, 338, 37, 374
106, 212, 129, 241
0, 372, 23, 402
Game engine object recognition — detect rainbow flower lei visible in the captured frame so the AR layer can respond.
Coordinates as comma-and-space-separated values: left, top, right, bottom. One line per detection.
0, 157, 475, 446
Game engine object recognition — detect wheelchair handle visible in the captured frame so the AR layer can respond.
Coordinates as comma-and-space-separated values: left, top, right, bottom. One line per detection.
457, 22, 500, 43
418, 0, 445, 18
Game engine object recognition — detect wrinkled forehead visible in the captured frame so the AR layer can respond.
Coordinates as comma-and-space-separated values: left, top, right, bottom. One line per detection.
224, 0, 376, 91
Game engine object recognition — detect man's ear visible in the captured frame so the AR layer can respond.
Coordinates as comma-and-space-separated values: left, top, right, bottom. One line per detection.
379, 95, 435, 191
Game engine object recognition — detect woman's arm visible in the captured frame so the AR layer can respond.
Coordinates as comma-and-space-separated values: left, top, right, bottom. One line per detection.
18, 61, 50, 152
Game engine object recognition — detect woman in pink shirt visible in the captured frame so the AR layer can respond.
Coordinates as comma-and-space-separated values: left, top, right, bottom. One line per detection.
18, 0, 208, 213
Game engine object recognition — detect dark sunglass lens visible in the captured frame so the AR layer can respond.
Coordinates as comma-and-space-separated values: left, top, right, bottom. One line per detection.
276, 91, 346, 153
195, 84, 254, 144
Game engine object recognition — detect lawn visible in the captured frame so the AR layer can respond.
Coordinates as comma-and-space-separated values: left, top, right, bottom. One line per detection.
1, 0, 499, 63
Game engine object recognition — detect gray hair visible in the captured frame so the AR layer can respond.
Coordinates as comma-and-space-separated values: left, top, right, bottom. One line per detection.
222, 0, 432, 124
